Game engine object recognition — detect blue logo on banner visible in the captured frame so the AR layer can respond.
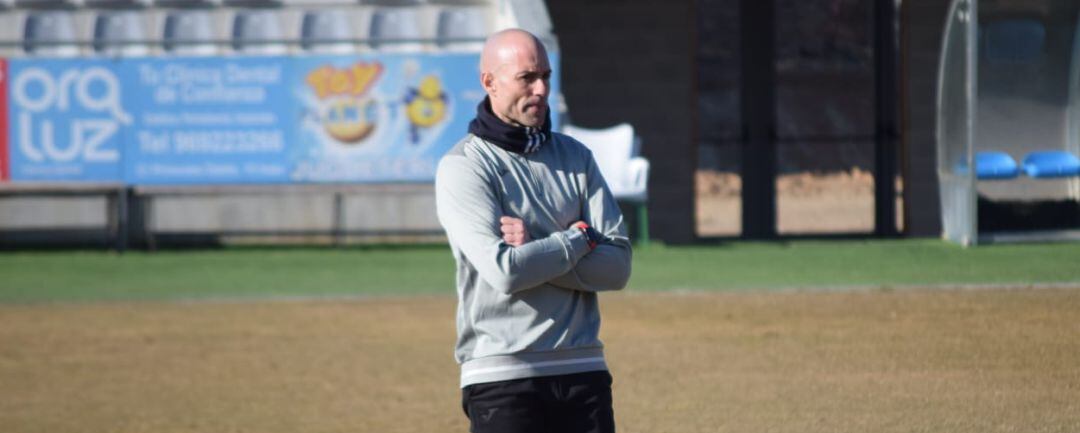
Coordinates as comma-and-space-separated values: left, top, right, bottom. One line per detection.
8, 60, 129, 181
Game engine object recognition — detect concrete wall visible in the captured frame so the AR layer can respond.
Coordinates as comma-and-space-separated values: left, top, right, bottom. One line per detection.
0, 186, 443, 247
147, 186, 440, 237
546, 0, 698, 244
0, 197, 109, 229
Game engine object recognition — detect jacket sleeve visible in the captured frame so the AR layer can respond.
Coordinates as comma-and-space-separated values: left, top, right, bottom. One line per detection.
546, 149, 633, 292
436, 153, 594, 295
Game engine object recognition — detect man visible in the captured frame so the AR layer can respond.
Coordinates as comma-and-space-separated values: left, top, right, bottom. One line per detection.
435, 28, 633, 433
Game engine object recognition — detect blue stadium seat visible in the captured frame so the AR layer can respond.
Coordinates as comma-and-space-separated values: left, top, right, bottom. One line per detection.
1021, 151, 1080, 178
974, 151, 1020, 180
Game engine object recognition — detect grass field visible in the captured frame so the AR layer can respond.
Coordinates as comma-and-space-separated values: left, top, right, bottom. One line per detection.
2, 240, 1080, 432
2, 239, 1080, 302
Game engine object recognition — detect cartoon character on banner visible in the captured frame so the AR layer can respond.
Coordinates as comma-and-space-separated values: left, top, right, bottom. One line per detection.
403, 75, 448, 145
305, 63, 384, 146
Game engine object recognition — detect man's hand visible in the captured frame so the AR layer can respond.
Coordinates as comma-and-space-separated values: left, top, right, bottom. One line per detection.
570, 221, 600, 250
500, 216, 530, 247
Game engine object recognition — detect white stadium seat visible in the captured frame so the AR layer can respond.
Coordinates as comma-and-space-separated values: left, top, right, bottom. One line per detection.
163, 10, 218, 55
563, 123, 651, 242
94, 11, 150, 56
23, 11, 81, 57
436, 6, 488, 51
300, 9, 356, 54
369, 6, 424, 53
232, 9, 288, 55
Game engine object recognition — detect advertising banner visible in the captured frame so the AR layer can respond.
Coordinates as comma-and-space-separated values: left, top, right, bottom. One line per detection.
1, 52, 560, 185
122, 57, 294, 185
290, 54, 484, 183
0, 59, 8, 182
6, 58, 127, 182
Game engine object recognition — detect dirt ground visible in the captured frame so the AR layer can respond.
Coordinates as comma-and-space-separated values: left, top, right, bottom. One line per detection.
3, 288, 1080, 433
696, 170, 905, 236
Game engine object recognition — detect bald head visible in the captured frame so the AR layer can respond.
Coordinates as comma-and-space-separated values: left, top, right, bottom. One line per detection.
479, 29, 552, 128
480, 29, 548, 75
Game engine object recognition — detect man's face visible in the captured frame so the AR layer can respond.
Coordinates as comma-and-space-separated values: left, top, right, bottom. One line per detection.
484, 42, 552, 128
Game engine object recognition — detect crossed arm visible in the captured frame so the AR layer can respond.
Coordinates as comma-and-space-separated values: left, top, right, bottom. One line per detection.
496, 149, 633, 294
435, 154, 632, 296
500, 212, 631, 293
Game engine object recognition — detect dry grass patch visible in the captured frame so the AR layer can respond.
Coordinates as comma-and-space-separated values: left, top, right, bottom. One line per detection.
3, 288, 1079, 433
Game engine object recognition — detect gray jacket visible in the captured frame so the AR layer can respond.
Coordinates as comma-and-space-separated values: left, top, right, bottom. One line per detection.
435, 132, 632, 388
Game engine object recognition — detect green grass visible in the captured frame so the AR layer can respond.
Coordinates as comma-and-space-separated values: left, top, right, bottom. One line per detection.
1, 239, 1079, 303
0, 245, 455, 303
629, 239, 1080, 291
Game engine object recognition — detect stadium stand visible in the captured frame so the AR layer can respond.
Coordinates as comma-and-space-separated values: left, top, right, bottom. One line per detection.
0, 0, 573, 249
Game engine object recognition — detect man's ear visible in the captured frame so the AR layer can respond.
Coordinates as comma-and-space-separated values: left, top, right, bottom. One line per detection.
480, 71, 496, 95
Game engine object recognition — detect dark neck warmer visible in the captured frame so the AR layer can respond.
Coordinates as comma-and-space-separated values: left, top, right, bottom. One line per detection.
468, 97, 551, 154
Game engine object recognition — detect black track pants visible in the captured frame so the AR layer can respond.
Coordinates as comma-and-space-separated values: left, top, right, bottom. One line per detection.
461, 371, 616, 433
